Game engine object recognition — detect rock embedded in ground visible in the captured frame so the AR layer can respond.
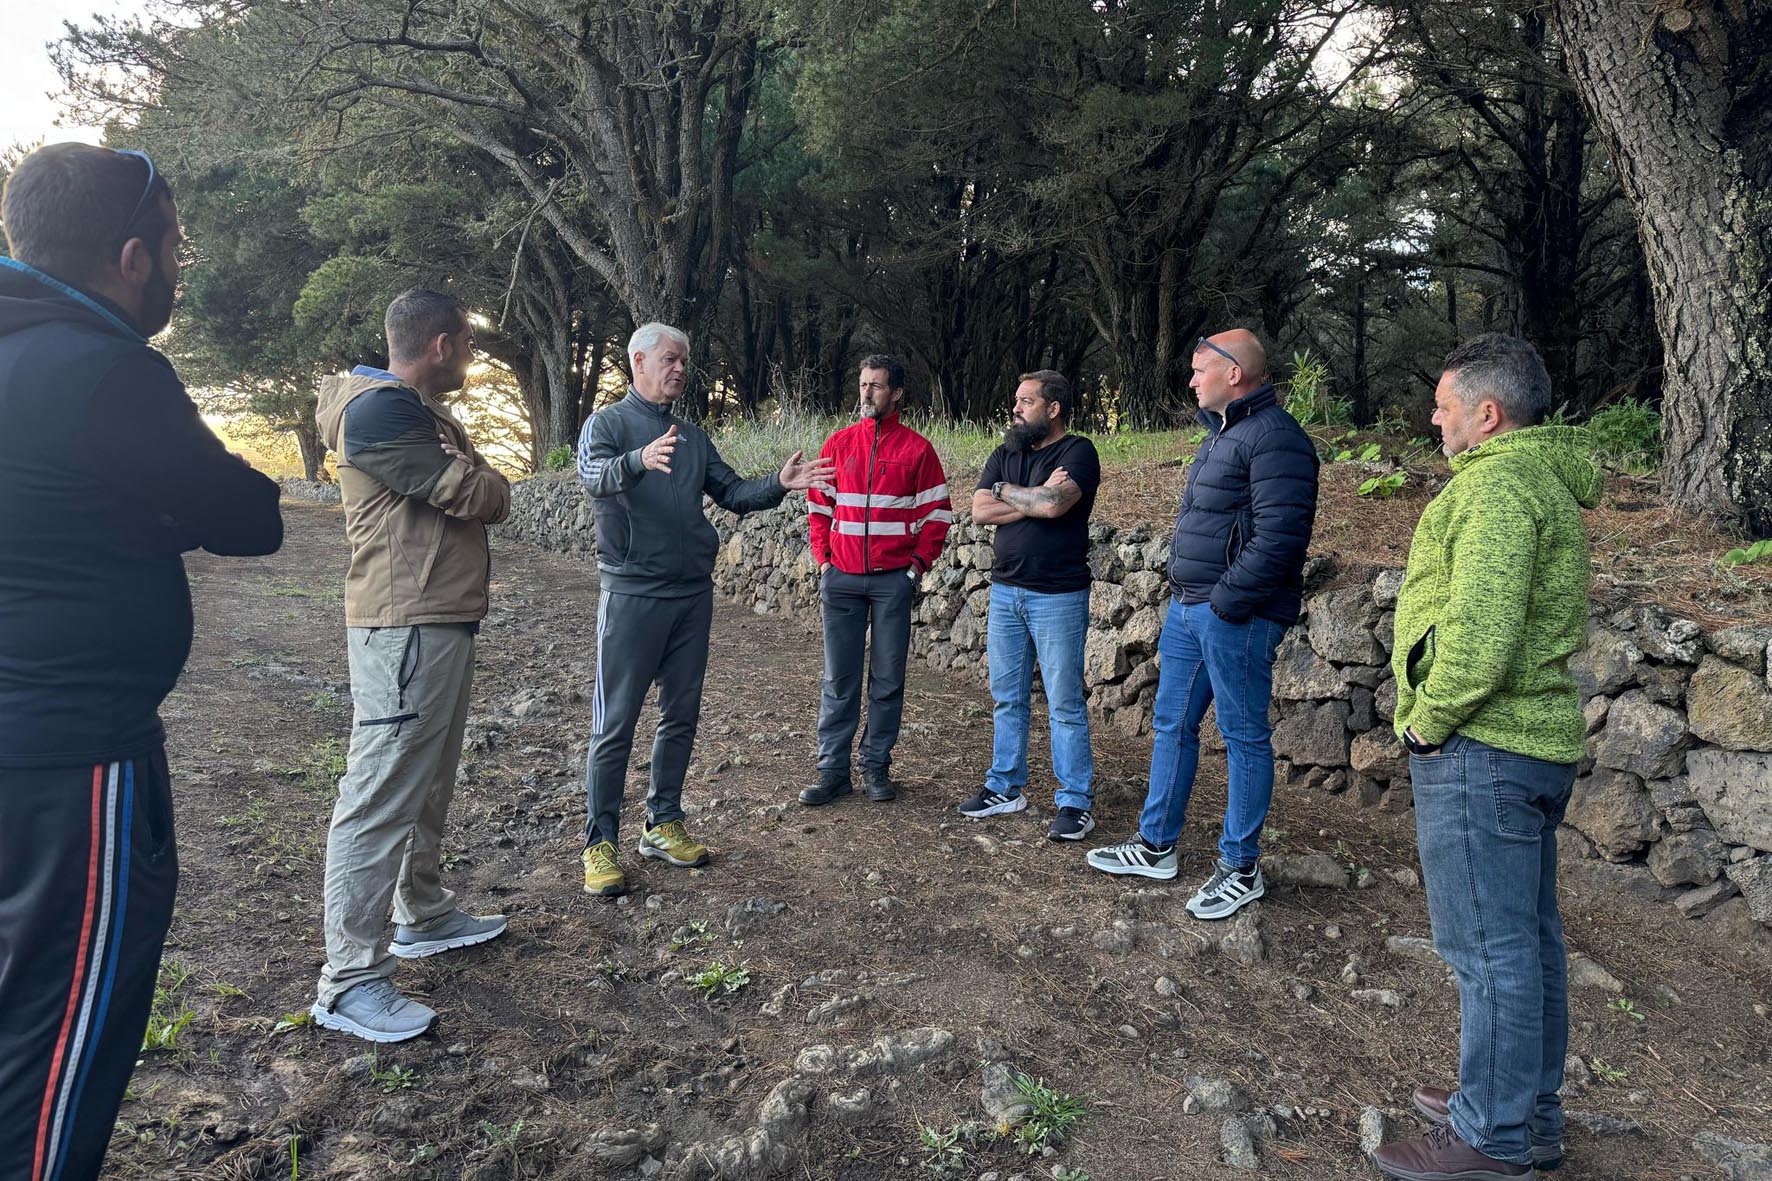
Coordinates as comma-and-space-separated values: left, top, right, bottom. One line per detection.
1263, 852, 1350, 889
1567, 952, 1627, 992
1724, 856, 1772, 926
1359, 1107, 1391, 1156
1185, 1075, 1252, 1114
1352, 988, 1406, 1009
1693, 1129, 1772, 1181
1217, 908, 1267, 966
1219, 1112, 1278, 1171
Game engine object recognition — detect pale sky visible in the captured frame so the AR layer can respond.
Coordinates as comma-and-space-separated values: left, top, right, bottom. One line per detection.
0, 0, 140, 152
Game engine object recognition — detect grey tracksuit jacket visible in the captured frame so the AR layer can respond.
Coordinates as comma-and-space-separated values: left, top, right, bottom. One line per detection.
577, 389, 787, 595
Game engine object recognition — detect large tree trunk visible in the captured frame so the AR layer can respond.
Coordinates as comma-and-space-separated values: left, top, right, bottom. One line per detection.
1555, 0, 1772, 534
293, 417, 327, 483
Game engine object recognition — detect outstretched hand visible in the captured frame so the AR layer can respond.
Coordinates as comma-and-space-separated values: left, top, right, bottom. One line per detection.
642, 424, 679, 473
779, 450, 836, 494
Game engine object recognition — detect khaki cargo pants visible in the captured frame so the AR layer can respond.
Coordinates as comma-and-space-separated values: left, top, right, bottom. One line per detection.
317, 623, 474, 1008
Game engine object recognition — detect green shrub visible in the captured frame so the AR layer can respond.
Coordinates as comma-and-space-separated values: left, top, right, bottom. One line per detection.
1586, 398, 1660, 473
1283, 351, 1351, 427
1721, 539, 1772, 569
544, 444, 575, 471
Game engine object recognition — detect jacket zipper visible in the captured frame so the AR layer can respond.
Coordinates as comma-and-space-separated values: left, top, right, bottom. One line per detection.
864, 418, 882, 571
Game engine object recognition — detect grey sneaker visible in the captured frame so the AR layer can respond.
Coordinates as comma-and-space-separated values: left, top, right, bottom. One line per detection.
310, 979, 437, 1043
1185, 860, 1265, 920
390, 909, 508, 959
1085, 835, 1178, 879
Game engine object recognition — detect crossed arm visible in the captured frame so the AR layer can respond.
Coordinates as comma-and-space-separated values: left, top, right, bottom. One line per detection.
971, 466, 1082, 525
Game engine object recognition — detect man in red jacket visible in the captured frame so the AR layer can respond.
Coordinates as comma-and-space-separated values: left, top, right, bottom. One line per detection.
801, 355, 951, 805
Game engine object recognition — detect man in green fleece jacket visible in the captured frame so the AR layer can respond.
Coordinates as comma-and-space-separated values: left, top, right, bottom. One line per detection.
1374, 334, 1602, 1181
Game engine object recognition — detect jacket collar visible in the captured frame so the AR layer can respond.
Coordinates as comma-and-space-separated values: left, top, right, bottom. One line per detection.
0, 256, 144, 341
624, 386, 676, 420
1196, 382, 1277, 432
862, 409, 901, 433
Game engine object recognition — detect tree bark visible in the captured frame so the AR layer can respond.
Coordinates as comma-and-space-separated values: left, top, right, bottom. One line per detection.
1555, 0, 1772, 534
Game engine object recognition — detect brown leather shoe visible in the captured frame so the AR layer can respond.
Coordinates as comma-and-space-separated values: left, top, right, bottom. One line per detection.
1372, 1124, 1531, 1180
1412, 1085, 1453, 1124
1410, 1087, 1565, 1169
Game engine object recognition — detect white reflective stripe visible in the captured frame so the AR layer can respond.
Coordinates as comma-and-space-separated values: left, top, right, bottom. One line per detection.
808, 502, 834, 516
921, 509, 954, 524
835, 519, 907, 536
833, 491, 918, 509
910, 483, 949, 508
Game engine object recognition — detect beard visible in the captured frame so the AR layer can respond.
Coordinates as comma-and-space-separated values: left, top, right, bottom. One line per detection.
1003, 416, 1054, 453
139, 258, 176, 336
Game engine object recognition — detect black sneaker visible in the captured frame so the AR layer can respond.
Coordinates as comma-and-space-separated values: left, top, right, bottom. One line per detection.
863, 766, 897, 802
798, 773, 852, 807
1186, 860, 1265, 920
956, 787, 1027, 818
1047, 807, 1096, 841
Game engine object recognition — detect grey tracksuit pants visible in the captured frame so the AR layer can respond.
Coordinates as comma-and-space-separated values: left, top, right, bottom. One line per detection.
584, 587, 713, 847
817, 567, 916, 776
319, 623, 474, 1007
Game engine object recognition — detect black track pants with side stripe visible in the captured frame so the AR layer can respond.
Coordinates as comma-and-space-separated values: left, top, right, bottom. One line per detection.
0, 751, 178, 1181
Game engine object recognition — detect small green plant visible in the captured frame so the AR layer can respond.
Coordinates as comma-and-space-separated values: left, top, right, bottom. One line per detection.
1586, 398, 1661, 473
479, 1118, 527, 1149
142, 961, 196, 1052
368, 1056, 418, 1093
206, 980, 248, 1000
1052, 1167, 1092, 1181
688, 960, 751, 998
289, 1133, 299, 1180
305, 690, 335, 712
1358, 470, 1408, 498
916, 1123, 968, 1175
1590, 1057, 1628, 1084
1012, 1073, 1087, 1155
305, 737, 349, 787
545, 444, 575, 471
272, 1009, 315, 1036
669, 919, 715, 952
1608, 997, 1645, 1022
1184, 426, 1209, 446
1721, 539, 1772, 569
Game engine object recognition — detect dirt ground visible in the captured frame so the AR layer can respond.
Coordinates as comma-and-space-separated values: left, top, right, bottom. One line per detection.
104, 500, 1770, 1181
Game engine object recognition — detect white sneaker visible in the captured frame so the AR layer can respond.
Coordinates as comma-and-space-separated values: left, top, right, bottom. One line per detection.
1085, 836, 1178, 879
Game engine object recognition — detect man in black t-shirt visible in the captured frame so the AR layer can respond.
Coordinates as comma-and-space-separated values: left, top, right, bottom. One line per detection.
959, 370, 1102, 841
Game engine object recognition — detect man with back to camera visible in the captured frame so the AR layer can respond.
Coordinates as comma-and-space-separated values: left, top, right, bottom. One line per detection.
576, 323, 834, 896
799, 354, 952, 807
1087, 330, 1318, 922
1373, 334, 1600, 1181
310, 289, 514, 1042
960, 370, 1103, 842
0, 142, 284, 1180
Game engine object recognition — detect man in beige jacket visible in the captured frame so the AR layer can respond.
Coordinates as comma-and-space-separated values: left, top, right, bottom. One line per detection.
310, 289, 511, 1042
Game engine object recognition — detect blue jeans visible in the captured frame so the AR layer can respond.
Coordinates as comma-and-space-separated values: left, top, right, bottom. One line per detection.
985, 583, 1093, 809
1411, 735, 1575, 1166
1139, 598, 1285, 865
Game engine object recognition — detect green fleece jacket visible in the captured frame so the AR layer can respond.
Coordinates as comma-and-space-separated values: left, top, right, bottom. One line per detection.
1391, 425, 1602, 763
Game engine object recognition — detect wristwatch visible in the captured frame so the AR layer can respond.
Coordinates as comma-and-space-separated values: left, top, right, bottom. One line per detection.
992, 480, 1008, 501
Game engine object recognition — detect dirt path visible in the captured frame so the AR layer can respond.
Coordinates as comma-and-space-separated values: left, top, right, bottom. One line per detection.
105, 501, 1769, 1180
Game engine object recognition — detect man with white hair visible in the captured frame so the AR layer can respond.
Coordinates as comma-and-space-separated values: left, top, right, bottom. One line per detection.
576, 323, 834, 896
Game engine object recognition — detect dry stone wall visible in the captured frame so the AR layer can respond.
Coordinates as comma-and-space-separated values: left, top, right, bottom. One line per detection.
499, 471, 1772, 931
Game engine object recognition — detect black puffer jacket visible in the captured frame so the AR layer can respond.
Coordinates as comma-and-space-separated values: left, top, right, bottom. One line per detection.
1166, 384, 1319, 625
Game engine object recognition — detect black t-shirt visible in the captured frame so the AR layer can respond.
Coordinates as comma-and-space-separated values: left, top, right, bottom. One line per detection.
976, 434, 1101, 593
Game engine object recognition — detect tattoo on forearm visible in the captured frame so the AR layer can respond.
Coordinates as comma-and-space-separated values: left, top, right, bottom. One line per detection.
1000, 484, 1077, 516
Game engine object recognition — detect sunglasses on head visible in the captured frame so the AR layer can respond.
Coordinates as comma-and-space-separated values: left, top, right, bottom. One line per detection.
110, 148, 162, 249
1195, 337, 1242, 370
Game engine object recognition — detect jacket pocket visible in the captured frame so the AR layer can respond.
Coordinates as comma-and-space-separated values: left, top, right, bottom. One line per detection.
1404, 624, 1437, 688
1225, 518, 1246, 567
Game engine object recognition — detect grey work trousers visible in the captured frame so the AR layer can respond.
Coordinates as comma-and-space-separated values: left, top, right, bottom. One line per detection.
584, 587, 713, 847
816, 567, 916, 776
318, 623, 474, 1007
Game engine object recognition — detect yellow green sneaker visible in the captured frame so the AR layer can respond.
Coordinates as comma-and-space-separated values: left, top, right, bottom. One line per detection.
637, 819, 709, 868
581, 840, 626, 897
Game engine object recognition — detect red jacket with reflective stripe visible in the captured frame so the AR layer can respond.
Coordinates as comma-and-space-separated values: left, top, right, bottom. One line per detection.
808, 414, 951, 575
